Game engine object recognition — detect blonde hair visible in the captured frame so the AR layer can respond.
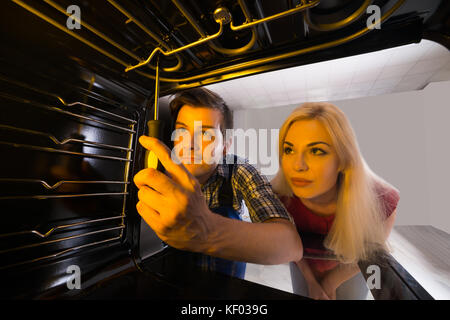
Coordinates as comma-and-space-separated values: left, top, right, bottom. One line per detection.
271, 102, 398, 263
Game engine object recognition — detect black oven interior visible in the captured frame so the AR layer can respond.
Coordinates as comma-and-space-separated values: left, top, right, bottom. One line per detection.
0, 0, 448, 299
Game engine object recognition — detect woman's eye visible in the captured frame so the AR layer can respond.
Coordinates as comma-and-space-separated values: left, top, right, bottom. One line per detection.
283, 147, 293, 154
311, 148, 327, 155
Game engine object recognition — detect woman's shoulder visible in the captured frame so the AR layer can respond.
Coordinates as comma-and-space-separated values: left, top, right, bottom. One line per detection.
279, 195, 333, 218
278, 195, 302, 216
373, 179, 400, 218
278, 194, 295, 209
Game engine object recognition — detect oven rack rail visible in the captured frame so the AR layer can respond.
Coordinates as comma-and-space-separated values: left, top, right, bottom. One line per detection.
0, 123, 133, 163
0, 92, 136, 134
0, 235, 123, 271
0, 215, 125, 239
0, 209, 127, 271
0, 125, 133, 152
0, 74, 138, 125
0, 178, 129, 190
0, 225, 125, 256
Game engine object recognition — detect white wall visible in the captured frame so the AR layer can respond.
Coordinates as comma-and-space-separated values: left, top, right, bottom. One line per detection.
423, 81, 450, 233
233, 81, 450, 232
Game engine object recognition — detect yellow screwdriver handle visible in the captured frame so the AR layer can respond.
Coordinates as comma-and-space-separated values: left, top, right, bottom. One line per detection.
144, 120, 164, 170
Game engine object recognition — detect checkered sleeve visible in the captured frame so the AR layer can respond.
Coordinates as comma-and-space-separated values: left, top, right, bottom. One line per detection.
232, 162, 294, 223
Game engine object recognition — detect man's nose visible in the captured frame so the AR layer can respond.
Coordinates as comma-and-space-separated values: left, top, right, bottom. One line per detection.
293, 154, 308, 171
192, 131, 202, 151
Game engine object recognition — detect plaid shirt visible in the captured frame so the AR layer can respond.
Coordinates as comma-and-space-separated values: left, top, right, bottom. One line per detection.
195, 155, 293, 277
201, 155, 293, 223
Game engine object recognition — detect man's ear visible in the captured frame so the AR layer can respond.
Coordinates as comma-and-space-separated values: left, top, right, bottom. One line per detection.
222, 133, 232, 156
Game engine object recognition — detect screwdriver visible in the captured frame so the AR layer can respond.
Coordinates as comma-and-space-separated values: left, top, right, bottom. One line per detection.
145, 54, 164, 171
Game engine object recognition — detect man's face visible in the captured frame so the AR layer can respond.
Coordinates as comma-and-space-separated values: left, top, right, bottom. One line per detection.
173, 105, 225, 182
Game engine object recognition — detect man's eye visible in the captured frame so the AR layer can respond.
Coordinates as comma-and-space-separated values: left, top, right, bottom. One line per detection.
174, 127, 188, 136
202, 131, 215, 140
283, 147, 293, 154
311, 148, 327, 155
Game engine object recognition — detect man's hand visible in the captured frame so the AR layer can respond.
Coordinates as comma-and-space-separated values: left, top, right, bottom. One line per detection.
134, 136, 303, 265
134, 136, 215, 252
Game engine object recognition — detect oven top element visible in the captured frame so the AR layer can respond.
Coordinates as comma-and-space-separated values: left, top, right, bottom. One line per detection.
3, 0, 447, 96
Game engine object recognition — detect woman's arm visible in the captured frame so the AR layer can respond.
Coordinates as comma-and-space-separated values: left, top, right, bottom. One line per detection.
319, 209, 398, 298
319, 262, 360, 299
295, 259, 330, 300
384, 209, 397, 239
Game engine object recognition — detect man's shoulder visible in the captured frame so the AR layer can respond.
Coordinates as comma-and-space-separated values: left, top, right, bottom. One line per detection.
224, 154, 268, 183
223, 154, 248, 164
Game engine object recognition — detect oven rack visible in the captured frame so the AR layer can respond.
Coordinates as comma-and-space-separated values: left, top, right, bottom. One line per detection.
0, 77, 137, 164
0, 209, 128, 271
0, 80, 137, 273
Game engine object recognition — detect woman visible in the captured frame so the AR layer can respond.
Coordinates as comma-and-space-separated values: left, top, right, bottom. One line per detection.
271, 102, 399, 300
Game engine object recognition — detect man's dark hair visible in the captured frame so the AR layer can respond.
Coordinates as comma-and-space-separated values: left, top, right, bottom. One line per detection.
169, 87, 233, 133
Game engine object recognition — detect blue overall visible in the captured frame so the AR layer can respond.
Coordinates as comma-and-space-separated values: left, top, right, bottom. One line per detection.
194, 160, 247, 279
201, 206, 247, 279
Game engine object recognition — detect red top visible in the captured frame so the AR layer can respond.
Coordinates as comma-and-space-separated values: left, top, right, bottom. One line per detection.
281, 181, 400, 275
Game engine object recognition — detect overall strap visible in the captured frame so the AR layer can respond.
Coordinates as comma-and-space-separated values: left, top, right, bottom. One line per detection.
196, 155, 246, 279
218, 156, 236, 207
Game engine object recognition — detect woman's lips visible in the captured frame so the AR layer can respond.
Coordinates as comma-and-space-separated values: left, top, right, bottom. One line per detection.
291, 178, 312, 187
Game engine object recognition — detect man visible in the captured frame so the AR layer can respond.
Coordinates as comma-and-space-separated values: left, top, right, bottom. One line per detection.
133, 87, 302, 278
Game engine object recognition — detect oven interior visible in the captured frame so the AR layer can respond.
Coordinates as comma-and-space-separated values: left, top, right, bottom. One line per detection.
0, 0, 448, 299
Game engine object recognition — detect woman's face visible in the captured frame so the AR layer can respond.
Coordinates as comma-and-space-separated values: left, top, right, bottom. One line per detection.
281, 119, 340, 201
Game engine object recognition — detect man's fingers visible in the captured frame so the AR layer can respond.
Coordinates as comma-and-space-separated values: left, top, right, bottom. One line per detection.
137, 186, 167, 214
134, 167, 178, 196
139, 136, 196, 190
136, 201, 163, 234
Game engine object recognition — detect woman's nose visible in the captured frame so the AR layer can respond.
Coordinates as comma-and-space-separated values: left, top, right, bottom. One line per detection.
293, 154, 308, 171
